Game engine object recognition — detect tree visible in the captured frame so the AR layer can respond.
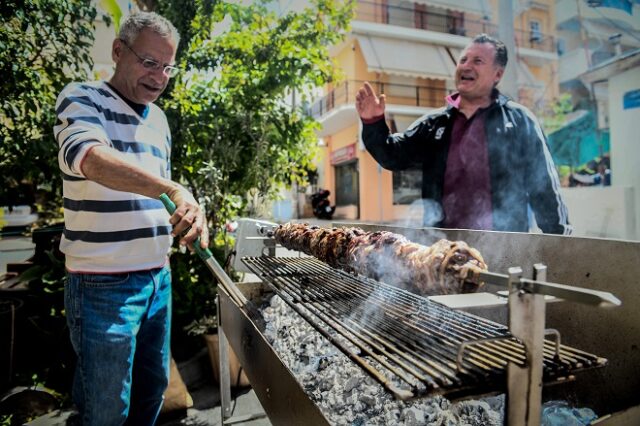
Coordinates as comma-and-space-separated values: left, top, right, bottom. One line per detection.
0, 1, 97, 209
539, 93, 573, 135
161, 0, 354, 232
151, 0, 353, 338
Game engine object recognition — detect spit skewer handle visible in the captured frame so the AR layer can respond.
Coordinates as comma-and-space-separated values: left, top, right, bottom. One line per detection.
159, 194, 248, 308
159, 193, 213, 261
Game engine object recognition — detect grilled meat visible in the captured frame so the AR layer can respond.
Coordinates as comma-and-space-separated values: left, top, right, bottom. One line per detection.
273, 223, 487, 295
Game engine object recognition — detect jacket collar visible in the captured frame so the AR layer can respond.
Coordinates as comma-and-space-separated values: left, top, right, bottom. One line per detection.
445, 89, 510, 113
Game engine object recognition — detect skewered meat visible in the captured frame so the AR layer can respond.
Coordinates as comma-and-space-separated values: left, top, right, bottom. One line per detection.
273, 223, 487, 295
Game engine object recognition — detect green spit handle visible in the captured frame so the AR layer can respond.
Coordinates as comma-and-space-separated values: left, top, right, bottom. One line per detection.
160, 193, 212, 261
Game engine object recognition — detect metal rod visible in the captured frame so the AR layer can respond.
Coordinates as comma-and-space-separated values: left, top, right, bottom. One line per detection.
242, 256, 607, 400
264, 275, 415, 400
519, 277, 621, 308
217, 296, 233, 421
475, 270, 621, 308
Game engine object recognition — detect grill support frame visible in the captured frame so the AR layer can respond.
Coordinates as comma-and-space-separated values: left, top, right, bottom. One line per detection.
211, 222, 622, 425
506, 265, 546, 425
218, 284, 332, 426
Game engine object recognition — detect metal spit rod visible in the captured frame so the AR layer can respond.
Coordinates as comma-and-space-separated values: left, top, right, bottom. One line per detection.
257, 225, 621, 308
474, 270, 621, 308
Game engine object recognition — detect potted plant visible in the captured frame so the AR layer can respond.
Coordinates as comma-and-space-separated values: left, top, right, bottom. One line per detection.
185, 316, 250, 388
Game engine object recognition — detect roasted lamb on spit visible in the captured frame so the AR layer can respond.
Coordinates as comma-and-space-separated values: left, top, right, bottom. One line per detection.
273, 223, 488, 295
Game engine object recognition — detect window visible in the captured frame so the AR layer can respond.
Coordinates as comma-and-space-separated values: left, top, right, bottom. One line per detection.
387, 0, 414, 27
385, 75, 416, 101
335, 161, 359, 207
529, 20, 542, 43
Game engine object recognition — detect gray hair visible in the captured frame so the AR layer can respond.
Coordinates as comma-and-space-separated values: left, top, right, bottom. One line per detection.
118, 12, 180, 46
471, 33, 508, 68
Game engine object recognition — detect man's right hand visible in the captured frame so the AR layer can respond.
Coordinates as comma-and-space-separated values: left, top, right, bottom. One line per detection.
355, 81, 386, 121
165, 185, 209, 251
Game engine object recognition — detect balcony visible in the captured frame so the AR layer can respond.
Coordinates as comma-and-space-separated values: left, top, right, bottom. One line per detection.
307, 80, 449, 121
557, 0, 640, 30
355, 0, 557, 53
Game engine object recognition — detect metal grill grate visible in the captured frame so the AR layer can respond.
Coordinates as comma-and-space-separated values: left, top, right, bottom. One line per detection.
243, 256, 607, 401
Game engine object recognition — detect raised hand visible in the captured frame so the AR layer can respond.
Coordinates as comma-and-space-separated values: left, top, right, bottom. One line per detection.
355, 81, 386, 120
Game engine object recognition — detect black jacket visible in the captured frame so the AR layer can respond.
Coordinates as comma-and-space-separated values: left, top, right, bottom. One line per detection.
362, 93, 572, 234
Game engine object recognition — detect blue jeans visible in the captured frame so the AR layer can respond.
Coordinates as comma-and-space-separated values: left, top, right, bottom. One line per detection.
65, 265, 172, 426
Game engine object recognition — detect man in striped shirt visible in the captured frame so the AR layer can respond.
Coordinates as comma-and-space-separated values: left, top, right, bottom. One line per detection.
54, 12, 205, 425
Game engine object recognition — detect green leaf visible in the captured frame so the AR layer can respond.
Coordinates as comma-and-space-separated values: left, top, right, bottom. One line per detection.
99, 0, 122, 32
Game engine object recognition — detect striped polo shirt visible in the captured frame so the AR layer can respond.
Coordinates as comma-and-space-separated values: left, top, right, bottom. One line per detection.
54, 81, 172, 273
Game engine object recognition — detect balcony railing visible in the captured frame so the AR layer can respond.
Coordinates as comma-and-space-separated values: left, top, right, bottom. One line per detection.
306, 80, 449, 119
355, 0, 556, 53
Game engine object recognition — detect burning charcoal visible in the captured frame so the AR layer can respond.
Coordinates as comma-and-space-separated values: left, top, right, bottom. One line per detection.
343, 376, 360, 393
318, 378, 333, 392
384, 407, 402, 425
440, 397, 451, 410
454, 400, 503, 426
403, 406, 426, 425
261, 295, 504, 425
358, 393, 376, 406
352, 400, 366, 413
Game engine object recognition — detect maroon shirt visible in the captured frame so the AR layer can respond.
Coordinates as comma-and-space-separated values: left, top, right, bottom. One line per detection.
441, 100, 493, 230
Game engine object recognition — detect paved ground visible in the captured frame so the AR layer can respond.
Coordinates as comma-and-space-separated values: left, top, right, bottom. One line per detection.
27, 349, 272, 426
27, 390, 270, 426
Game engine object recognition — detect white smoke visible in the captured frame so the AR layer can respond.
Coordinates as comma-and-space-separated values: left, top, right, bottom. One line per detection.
395, 199, 445, 229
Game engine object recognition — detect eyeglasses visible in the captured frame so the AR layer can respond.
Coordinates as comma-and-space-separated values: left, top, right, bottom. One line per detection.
120, 39, 180, 78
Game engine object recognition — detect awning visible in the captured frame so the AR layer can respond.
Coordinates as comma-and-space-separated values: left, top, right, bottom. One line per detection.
547, 110, 610, 167
357, 36, 456, 80
414, 0, 490, 17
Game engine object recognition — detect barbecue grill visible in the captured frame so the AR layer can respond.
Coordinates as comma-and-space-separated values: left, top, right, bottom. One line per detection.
213, 220, 637, 426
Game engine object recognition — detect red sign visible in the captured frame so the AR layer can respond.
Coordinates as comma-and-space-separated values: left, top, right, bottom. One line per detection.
330, 143, 357, 165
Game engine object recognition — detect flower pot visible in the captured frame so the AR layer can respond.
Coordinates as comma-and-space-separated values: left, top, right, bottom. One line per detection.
203, 333, 250, 388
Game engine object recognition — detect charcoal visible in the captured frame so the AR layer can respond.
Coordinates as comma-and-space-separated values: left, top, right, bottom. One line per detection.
262, 295, 504, 425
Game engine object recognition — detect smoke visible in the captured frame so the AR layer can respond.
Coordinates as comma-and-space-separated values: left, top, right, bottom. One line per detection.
395, 199, 444, 229
346, 288, 388, 331
422, 198, 445, 227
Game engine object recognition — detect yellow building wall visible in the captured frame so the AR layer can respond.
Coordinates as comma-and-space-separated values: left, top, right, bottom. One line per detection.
327, 40, 404, 222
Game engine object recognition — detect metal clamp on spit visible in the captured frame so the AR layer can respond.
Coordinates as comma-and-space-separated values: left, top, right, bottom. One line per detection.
257, 224, 277, 238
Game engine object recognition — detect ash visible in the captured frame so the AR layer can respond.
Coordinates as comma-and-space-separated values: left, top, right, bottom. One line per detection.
262, 296, 504, 426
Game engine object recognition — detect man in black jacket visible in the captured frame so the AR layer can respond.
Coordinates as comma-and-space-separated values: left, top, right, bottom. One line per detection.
356, 34, 571, 234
